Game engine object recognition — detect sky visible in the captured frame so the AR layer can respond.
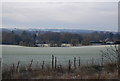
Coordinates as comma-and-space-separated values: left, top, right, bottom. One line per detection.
1, 1, 119, 32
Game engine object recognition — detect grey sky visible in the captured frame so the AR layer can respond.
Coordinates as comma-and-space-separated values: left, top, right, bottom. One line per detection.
2, 2, 118, 31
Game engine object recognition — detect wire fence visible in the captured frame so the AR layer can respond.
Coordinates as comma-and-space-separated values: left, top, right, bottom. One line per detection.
2, 55, 111, 72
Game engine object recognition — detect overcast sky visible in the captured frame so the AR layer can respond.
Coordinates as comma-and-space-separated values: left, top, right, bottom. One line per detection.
1, 2, 118, 31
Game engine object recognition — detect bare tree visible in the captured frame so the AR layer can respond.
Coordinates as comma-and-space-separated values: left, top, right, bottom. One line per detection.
100, 45, 120, 78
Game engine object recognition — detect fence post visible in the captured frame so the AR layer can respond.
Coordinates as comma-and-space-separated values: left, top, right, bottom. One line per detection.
42, 61, 44, 70
68, 60, 71, 72
118, 44, 120, 79
118, 2, 120, 79
12, 64, 15, 73
101, 54, 103, 67
74, 57, 76, 69
78, 57, 81, 68
29, 59, 33, 71
16, 61, 20, 72
36, 61, 39, 70
55, 57, 57, 69
52, 55, 54, 70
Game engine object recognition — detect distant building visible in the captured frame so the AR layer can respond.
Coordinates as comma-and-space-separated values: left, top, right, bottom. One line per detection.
36, 44, 50, 47
61, 44, 72, 47
106, 41, 114, 45
50, 44, 58, 47
90, 41, 104, 45
115, 40, 120, 44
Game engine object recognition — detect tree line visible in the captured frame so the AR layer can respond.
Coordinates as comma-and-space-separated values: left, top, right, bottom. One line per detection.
2, 30, 120, 47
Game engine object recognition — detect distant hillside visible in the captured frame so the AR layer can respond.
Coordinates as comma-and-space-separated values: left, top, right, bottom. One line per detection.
28, 29, 96, 34
0, 28, 115, 34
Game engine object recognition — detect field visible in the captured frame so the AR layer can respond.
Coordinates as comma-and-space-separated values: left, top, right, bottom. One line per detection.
2, 45, 118, 79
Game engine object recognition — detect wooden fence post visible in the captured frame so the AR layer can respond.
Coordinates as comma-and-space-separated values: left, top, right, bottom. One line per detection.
74, 57, 76, 69
78, 57, 81, 67
118, 44, 120, 79
118, 2, 120, 79
12, 64, 15, 73
36, 61, 39, 70
101, 54, 103, 67
42, 61, 44, 70
16, 61, 20, 72
55, 57, 57, 69
68, 60, 71, 72
29, 59, 33, 71
52, 55, 54, 70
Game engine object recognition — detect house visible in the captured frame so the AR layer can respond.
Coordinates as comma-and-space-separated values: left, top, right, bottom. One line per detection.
115, 40, 120, 44
90, 41, 104, 45
61, 44, 72, 47
50, 44, 58, 47
106, 41, 114, 45
36, 44, 50, 47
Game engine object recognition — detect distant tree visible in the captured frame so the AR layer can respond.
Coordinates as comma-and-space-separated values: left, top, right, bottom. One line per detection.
71, 39, 79, 46
2, 30, 118, 47
20, 31, 35, 46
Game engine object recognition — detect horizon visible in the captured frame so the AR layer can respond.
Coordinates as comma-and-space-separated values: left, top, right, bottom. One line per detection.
1, 27, 118, 32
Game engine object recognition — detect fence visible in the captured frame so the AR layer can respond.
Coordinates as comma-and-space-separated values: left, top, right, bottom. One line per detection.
2, 55, 118, 79
2, 55, 105, 73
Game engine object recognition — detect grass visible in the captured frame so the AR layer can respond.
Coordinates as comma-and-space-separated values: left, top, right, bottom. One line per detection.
2, 62, 118, 79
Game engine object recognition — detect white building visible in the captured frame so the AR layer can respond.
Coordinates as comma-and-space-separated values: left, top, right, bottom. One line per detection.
36, 44, 50, 47
61, 44, 72, 47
